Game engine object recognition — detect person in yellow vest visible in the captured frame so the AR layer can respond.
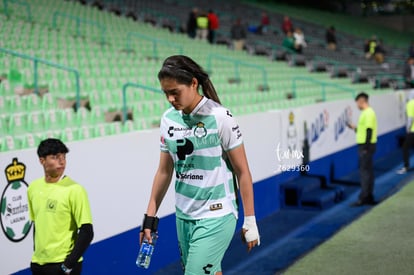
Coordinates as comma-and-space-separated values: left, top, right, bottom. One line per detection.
347, 92, 377, 206
28, 138, 94, 275
397, 97, 414, 174
196, 12, 209, 41
365, 36, 377, 59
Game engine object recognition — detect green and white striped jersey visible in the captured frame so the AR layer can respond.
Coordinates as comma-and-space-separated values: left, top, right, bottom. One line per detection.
160, 97, 242, 220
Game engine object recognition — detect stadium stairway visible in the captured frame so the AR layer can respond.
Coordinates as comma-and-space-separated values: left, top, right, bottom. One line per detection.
154, 148, 411, 275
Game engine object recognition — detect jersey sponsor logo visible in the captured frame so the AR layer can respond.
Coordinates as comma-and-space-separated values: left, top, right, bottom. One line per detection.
168, 126, 192, 137
177, 139, 194, 160
0, 158, 32, 242
177, 163, 195, 169
334, 106, 353, 141
194, 122, 207, 138
306, 109, 329, 146
232, 125, 242, 139
209, 203, 223, 211
46, 199, 57, 212
203, 264, 213, 274
176, 172, 204, 181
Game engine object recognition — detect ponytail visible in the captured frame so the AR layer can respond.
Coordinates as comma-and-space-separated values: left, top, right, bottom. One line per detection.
158, 55, 221, 104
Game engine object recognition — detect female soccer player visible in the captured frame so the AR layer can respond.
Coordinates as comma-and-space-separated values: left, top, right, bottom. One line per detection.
140, 55, 260, 275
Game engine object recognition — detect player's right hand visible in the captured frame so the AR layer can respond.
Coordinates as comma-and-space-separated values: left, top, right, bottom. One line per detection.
139, 228, 153, 245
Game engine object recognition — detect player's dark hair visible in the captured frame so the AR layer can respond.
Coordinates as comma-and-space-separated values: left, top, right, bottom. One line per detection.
37, 138, 69, 158
355, 92, 369, 102
158, 55, 221, 104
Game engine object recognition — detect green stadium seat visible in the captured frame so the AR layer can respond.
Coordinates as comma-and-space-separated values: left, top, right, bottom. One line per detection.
90, 106, 106, 124
8, 112, 28, 136
60, 127, 78, 142
27, 111, 45, 133
94, 123, 110, 138
75, 107, 93, 126
43, 109, 63, 130
109, 121, 123, 135
0, 115, 9, 136
8, 95, 26, 113
41, 93, 56, 110
0, 96, 6, 114
0, 135, 21, 151
77, 125, 94, 140
122, 120, 135, 132
41, 129, 62, 139
19, 133, 41, 149
60, 109, 77, 128
24, 94, 43, 111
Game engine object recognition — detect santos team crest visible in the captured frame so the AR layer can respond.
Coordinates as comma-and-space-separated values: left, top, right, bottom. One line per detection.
0, 158, 32, 242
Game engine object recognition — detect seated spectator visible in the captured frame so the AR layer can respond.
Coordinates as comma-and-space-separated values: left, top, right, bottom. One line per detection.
196, 12, 209, 41
231, 19, 247, 51
326, 26, 337, 51
207, 10, 219, 44
409, 41, 414, 58
281, 16, 293, 34
293, 28, 306, 54
282, 31, 296, 52
374, 40, 385, 64
260, 12, 270, 34
404, 57, 414, 88
187, 8, 198, 39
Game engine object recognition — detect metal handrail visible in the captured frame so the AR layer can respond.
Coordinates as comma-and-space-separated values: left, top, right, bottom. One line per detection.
206, 54, 269, 89
51, 11, 107, 44
0, 47, 82, 108
292, 76, 356, 100
122, 82, 162, 122
2, 0, 32, 21
125, 31, 183, 59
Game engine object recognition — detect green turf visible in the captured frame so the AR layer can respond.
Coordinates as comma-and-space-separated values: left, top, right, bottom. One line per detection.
284, 180, 414, 275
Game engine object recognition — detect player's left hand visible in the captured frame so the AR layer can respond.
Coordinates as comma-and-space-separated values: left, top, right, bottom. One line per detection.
241, 216, 260, 252
346, 122, 355, 130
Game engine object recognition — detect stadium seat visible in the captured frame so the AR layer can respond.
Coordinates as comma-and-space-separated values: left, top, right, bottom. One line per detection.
8, 112, 28, 136
43, 109, 63, 130
77, 125, 94, 140
123, 120, 136, 132
94, 123, 110, 137
0, 135, 20, 151
19, 133, 41, 149
0, 115, 9, 136
24, 93, 43, 111
8, 95, 26, 113
109, 121, 123, 135
27, 111, 45, 133
61, 127, 78, 142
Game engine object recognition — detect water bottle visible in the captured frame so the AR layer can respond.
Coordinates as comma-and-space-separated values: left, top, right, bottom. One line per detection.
136, 232, 157, 269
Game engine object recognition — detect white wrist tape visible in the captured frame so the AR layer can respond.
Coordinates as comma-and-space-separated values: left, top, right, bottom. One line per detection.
242, 216, 260, 246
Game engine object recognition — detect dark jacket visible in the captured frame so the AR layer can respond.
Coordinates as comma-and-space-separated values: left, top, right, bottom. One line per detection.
231, 24, 246, 40
404, 63, 413, 82
187, 12, 197, 33
326, 30, 336, 44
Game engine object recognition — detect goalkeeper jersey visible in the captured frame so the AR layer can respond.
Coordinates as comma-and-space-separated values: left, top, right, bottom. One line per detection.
160, 97, 243, 220
27, 176, 92, 264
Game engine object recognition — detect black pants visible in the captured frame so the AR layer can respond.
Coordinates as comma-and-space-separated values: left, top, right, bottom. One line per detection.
208, 30, 216, 44
402, 133, 414, 169
31, 262, 82, 275
358, 144, 376, 202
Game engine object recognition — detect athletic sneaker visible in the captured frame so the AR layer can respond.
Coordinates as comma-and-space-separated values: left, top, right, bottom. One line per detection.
397, 167, 408, 174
